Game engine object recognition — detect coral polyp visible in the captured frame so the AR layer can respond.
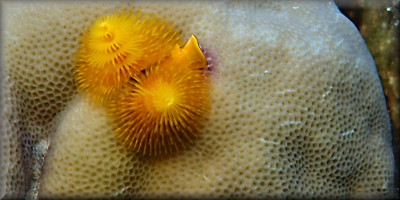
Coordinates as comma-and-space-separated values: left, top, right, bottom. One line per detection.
108, 36, 210, 156
74, 12, 179, 104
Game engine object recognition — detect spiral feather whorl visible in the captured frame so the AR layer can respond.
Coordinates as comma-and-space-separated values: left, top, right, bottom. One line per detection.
74, 11, 211, 156
108, 35, 210, 156
74, 12, 180, 104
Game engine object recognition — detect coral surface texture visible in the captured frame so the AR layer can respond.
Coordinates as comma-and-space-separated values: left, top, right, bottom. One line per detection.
0, 0, 395, 199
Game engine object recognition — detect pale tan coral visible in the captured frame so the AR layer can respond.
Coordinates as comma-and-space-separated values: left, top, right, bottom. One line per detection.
39, 95, 147, 199
0, 1, 395, 199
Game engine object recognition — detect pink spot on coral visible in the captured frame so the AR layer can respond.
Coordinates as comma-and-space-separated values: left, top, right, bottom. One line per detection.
200, 46, 216, 75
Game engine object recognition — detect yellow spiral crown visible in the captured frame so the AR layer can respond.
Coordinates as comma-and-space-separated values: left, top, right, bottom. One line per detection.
74, 11, 211, 156
108, 36, 211, 156
74, 12, 179, 104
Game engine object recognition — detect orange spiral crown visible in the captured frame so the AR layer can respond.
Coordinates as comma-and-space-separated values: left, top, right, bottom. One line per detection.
108, 35, 211, 156
74, 11, 180, 104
